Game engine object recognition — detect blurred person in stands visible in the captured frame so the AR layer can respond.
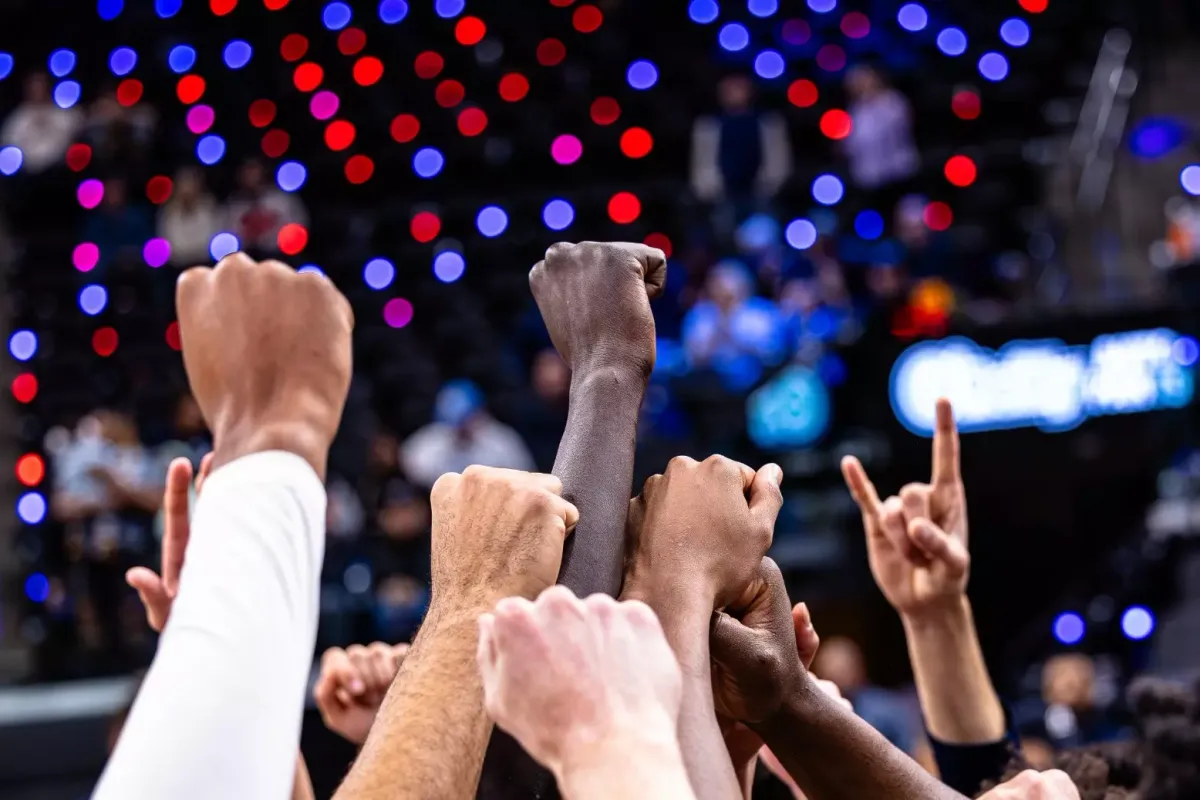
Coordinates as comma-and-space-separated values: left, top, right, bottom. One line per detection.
82, 176, 154, 273
159, 167, 222, 266
691, 73, 792, 237
224, 157, 308, 256
516, 348, 571, 471
0, 72, 81, 173
400, 379, 535, 489
84, 85, 156, 175
1035, 654, 1126, 750
843, 65, 920, 223
813, 636, 919, 754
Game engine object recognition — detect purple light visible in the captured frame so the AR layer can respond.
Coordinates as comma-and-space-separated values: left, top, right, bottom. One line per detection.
551, 134, 583, 165
143, 238, 171, 268
781, 19, 811, 44
186, 104, 214, 134
310, 90, 339, 120
1052, 612, 1085, 645
816, 44, 846, 72
78, 179, 104, 209
73, 242, 100, 272
383, 298, 414, 328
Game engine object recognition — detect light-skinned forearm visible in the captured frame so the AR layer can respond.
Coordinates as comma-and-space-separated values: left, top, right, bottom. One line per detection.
558, 731, 697, 800
335, 605, 491, 800
902, 597, 1006, 744
291, 754, 314, 800
758, 674, 966, 800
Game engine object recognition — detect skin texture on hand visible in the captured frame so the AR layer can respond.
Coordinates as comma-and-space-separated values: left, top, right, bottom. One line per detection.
314, 643, 410, 746
978, 770, 1080, 800
842, 399, 1005, 745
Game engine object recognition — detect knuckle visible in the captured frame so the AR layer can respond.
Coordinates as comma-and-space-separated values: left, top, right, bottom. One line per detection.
899, 483, 928, 502
430, 472, 461, 502
544, 242, 574, 263
346, 644, 367, 658
666, 455, 697, 474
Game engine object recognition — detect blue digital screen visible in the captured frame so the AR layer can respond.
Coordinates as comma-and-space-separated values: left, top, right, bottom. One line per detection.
747, 365, 831, 449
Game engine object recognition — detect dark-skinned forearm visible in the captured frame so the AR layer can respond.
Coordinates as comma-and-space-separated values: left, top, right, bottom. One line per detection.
757, 675, 966, 800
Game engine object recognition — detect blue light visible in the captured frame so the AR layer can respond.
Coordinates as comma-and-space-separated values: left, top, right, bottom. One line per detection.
688, 0, 719, 23
276, 161, 307, 192
49, 49, 76, 78
718, 23, 750, 51
434, 251, 466, 283
323, 1, 352, 30
0, 146, 23, 176
17, 492, 47, 525
979, 52, 1009, 81
937, 27, 968, 56
0, 53, 11, 81
297, 264, 325, 276
747, 365, 831, 449
209, 232, 240, 261
627, 60, 659, 90
97, 0, 124, 20
1121, 606, 1155, 640
1180, 165, 1200, 195
79, 285, 108, 316
54, 81, 81, 110
413, 147, 444, 178
477, 206, 509, 237
168, 45, 196, 74
24, 573, 50, 603
543, 199, 575, 230
197, 135, 226, 166
435, 0, 464, 18
379, 0, 409, 23
1172, 335, 1199, 366
897, 3, 927, 32
807, 0, 836, 12
109, 47, 137, 76
855, 210, 884, 240
754, 50, 785, 79
785, 219, 817, 250
9, 330, 37, 361
1053, 612, 1085, 645
1129, 117, 1187, 160
155, 0, 182, 17
812, 174, 844, 205
1000, 18, 1031, 47
363, 258, 396, 290
224, 41, 253, 69
747, 0, 778, 17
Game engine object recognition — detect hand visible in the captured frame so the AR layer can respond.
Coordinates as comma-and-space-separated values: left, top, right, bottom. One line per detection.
841, 398, 969, 619
529, 241, 666, 379
625, 456, 783, 610
125, 453, 213, 630
314, 642, 410, 745
978, 770, 1080, 800
176, 253, 353, 479
477, 586, 682, 780
429, 466, 579, 613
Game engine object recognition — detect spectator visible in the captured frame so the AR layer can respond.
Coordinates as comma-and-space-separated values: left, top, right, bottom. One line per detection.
516, 349, 571, 472
363, 430, 430, 577
400, 379, 536, 489
1029, 654, 1127, 750
223, 157, 307, 256
0, 72, 82, 174
84, 86, 156, 175
843, 66, 920, 221
812, 636, 918, 754
691, 74, 792, 234
82, 177, 154, 273
158, 167, 221, 266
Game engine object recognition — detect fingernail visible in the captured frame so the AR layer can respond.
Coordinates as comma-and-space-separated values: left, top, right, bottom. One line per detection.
350, 679, 365, 694
768, 464, 783, 485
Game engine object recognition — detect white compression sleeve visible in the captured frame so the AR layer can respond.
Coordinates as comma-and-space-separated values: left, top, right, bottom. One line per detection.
94, 451, 326, 800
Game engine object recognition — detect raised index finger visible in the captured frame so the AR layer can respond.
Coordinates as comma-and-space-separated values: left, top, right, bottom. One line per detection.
931, 398, 961, 488
161, 457, 194, 597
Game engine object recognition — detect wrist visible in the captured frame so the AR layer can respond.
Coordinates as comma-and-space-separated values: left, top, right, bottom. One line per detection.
556, 721, 686, 794
212, 419, 331, 481
570, 363, 649, 395
899, 595, 973, 634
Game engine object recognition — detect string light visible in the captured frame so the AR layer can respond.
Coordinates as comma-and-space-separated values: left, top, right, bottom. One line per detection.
436, 79, 466, 107
345, 155, 374, 184
499, 73, 529, 101
390, 114, 421, 143
608, 192, 640, 223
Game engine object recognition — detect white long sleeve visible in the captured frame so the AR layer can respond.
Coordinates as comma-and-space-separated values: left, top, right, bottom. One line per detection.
94, 451, 326, 800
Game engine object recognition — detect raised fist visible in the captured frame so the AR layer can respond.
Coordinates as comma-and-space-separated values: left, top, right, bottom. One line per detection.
978, 770, 1080, 800
529, 241, 666, 380
176, 253, 353, 479
314, 642, 410, 745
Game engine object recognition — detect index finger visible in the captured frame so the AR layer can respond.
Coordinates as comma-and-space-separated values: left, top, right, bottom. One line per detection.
931, 398, 960, 488
161, 457, 194, 597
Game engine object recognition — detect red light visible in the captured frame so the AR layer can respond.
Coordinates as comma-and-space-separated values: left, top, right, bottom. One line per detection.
390, 114, 421, 143
498, 73, 529, 102
12, 374, 37, 404
411, 211, 441, 243
116, 79, 143, 107
590, 97, 621, 125
816, 44, 846, 72
573, 4, 603, 32
620, 127, 653, 158
944, 155, 977, 187
820, 109, 853, 140
924, 201, 954, 231
455, 16, 487, 45
345, 155, 375, 184
324, 120, 356, 151
549, 0, 574, 5
281, 34, 309, 62
66, 143, 92, 172
537, 38, 566, 67
210, 0, 237, 15
16, 454, 45, 487
457, 107, 489, 137
165, 321, 181, 351
249, 99, 277, 128
1019, 0, 1047, 11
952, 90, 981, 120
608, 192, 641, 224
278, 223, 308, 255
644, 232, 672, 258
264, 0, 290, 8
840, 11, 870, 38
338, 28, 366, 55
146, 175, 174, 204
294, 63, 324, 92
176, 75, 206, 105
414, 51, 444, 79
261, 129, 290, 158
353, 56, 383, 86
787, 79, 818, 108
93, 327, 119, 357
436, 80, 465, 108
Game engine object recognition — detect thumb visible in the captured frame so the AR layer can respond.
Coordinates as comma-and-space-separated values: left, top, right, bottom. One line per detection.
907, 519, 969, 578
710, 610, 763, 671
126, 567, 171, 632
748, 463, 784, 532
792, 602, 820, 670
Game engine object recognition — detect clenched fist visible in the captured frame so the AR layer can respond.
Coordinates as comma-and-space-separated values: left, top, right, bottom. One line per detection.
979, 770, 1080, 800
176, 253, 353, 479
314, 642, 410, 745
530, 242, 666, 380
430, 466, 579, 612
